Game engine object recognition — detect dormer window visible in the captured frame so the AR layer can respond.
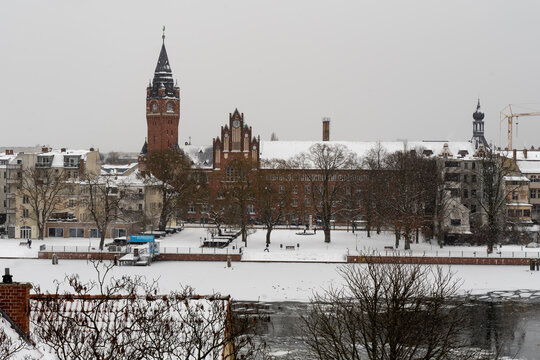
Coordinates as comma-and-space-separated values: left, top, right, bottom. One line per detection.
167, 103, 174, 113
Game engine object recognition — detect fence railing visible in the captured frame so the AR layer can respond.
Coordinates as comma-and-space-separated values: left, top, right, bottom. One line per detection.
354, 249, 540, 259
39, 245, 235, 255
39, 245, 126, 253
160, 247, 236, 255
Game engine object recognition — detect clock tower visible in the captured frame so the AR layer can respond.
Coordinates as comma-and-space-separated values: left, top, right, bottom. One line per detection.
143, 30, 180, 155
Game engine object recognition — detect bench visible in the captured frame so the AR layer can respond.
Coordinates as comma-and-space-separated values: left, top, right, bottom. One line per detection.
285, 246, 295, 250
384, 246, 394, 250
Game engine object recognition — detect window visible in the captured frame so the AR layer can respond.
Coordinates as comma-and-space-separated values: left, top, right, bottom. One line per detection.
464, 163, 469, 169
305, 198, 311, 207
292, 185, 298, 194
304, 184, 311, 194
472, 162, 476, 169
531, 189, 537, 199
138, 203, 143, 211
463, 175, 468, 182
20, 226, 31, 239
22, 196, 29, 204
279, 185, 284, 194
524, 209, 531, 217
292, 198, 298, 207
445, 161, 460, 168
68, 199, 75, 208
90, 229, 101, 238
512, 191, 518, 200
463, 189, 468, 199
188, 203, 196, 213
471, 205, 477, 213
444, 173, 460, 182
23, 209, 29, 218
69, 228, 84, 238
167, 102, 174, 113
471, 175, 477, 183
152, 103, 158, 113
48, 228, 64, 237
450, 219, 462, 226
247, 204, 255, 214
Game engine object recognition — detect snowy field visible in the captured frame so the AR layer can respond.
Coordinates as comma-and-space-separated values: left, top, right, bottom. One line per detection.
1, 228, 540, 301
1, 258, 539, 302
2, 227, 540, 261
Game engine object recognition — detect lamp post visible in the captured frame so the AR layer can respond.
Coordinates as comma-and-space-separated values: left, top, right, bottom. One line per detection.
355, 233, 358, 252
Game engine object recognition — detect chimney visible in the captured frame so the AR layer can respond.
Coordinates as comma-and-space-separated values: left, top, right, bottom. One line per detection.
90, 147, 95, 152
5, 149, 13, 155
0, 269, 31, 336
41, 147, 48, 153
513, 149, 517, 161
322, 117, 330, 141
61, 148, 66, 153
523, 148, 528, 159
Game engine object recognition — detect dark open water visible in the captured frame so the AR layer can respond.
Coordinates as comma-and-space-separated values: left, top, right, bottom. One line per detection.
235, 299, 540, 359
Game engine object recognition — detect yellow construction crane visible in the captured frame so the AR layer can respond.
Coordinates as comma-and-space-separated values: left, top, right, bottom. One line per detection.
500, 104, 540, 149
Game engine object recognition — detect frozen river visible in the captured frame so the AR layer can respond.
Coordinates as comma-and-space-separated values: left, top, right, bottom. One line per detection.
242, 299, 540, 360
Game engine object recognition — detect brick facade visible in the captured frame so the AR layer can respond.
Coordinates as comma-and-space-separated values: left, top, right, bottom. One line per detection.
0, 282, 31, 336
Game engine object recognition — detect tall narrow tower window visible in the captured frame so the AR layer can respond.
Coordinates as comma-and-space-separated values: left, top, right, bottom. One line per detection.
152, 103, 158, 113
167, 103, 174, 113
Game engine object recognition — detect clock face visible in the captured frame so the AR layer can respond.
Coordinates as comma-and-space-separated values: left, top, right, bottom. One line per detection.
233, 119, 240, 128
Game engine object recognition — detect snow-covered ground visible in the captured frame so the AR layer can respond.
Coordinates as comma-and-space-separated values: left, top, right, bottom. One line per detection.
2, 227, 540, 261
1, 228, 540, 302
1, 258, 539, 302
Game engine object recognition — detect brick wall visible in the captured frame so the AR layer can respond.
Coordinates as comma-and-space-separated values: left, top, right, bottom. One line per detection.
156, 253, 242, 261
0, 282, 31, 336
38, 251, 242, 262
347, 255, 532, 265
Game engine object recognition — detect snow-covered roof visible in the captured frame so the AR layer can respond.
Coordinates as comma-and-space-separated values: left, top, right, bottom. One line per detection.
0, 311, 53, 359
516, 160, 540, 174
101, 163, 138, 176
28, 295, 229, 359
37, 149, 93, 168
503, 175, 530, 182
260, 140, 477, 167
180, 144, 213, 169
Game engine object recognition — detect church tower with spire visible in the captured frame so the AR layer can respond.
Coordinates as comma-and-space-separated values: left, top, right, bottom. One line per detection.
143, 28, 180, 154
472, 99, 488, 150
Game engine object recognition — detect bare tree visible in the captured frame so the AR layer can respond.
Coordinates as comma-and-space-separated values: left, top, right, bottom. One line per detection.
216, 157, 256, 246
383, 151, 438, 250
84, 175, 128, 250
293, 143, 357, 243
472, 150, 520, 253
255, 162, 293, 244
302, 262, 487, 360
31, 261, 267, 360
360, 142, 388, 237
270, 132, 279, 141
144, 149, 199, 231
18, 168, 69, 239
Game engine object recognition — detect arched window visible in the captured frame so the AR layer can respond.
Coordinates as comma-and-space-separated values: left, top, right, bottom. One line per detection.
167, 103, 174, 113
151, 103, 158, 113
20, 226, 31, 239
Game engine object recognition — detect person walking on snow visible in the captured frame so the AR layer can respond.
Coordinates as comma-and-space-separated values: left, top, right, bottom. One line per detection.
264, 243, 269, 252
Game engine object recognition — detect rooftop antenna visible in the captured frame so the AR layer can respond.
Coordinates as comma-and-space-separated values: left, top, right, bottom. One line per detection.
162, 26, 166, 43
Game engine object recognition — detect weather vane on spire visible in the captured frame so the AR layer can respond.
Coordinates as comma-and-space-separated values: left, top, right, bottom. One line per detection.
162, 26, 166, 43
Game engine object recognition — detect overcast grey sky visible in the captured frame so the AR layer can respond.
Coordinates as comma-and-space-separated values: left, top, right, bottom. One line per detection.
2, 0, 540, 152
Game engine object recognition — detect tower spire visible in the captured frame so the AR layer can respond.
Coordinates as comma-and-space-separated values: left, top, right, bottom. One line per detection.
162, 26, 166, 44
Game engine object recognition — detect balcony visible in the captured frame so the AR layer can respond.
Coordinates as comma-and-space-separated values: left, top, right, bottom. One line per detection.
6, 164, 22, 170
36, 162, 52, 168
63, 162, 80, 169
